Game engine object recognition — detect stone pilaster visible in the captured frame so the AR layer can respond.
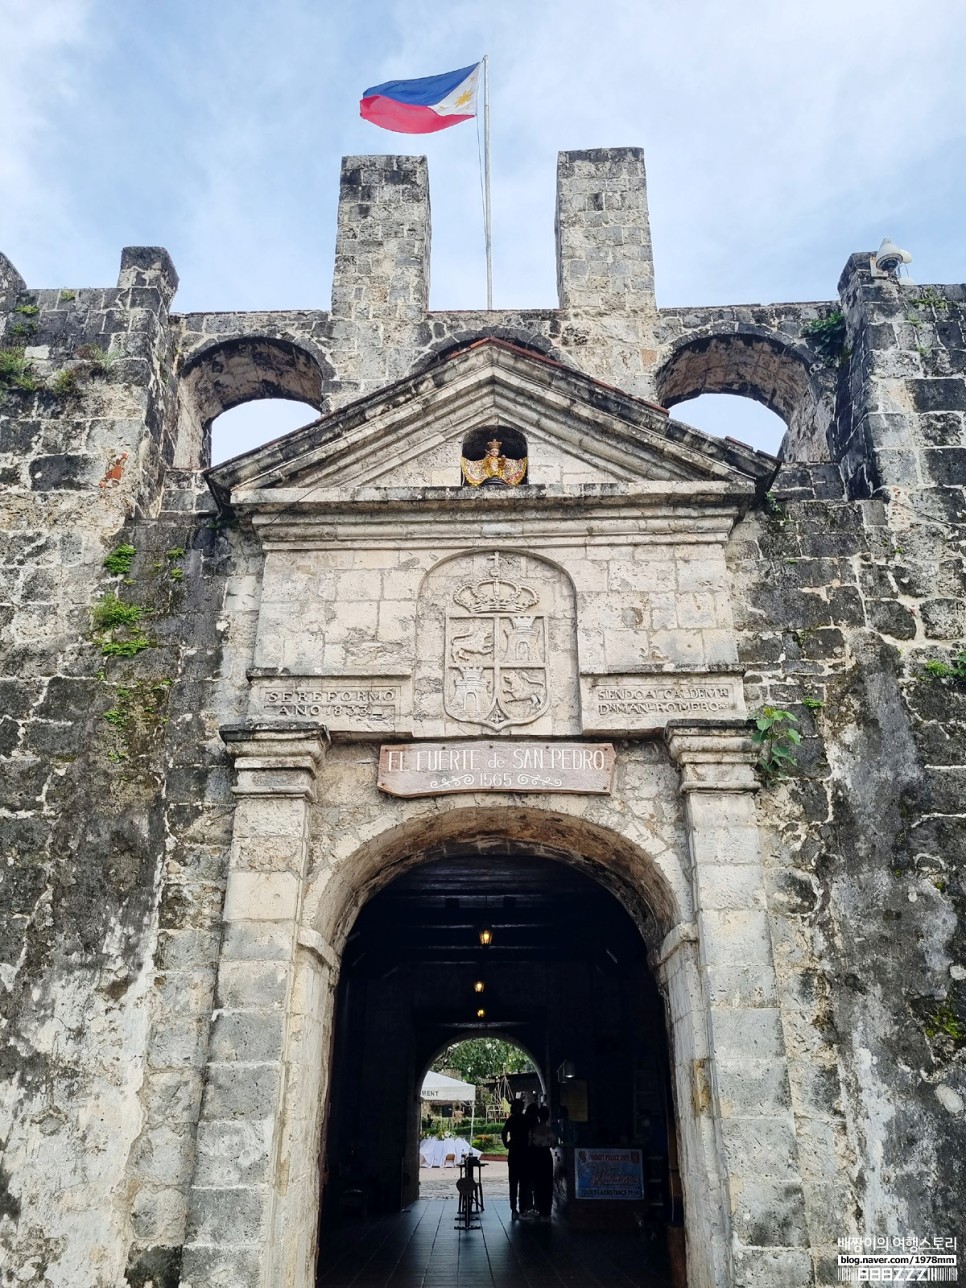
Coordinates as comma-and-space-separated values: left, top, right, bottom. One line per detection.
181, 724, 329, 1288
653, 922, 730, 1288
666, 722, 812, 1288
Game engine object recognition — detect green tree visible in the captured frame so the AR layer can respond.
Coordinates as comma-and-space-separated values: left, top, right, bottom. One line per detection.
432, 1038, 534, 1086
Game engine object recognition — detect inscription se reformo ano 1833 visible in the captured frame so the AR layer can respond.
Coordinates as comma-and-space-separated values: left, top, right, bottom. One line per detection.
378, 741, 615, 797
262, 684, 400, 723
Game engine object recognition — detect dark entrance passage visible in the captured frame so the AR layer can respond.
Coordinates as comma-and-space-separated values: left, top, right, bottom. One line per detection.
317, 1197, 671, 1287
320, 847, 679, 1284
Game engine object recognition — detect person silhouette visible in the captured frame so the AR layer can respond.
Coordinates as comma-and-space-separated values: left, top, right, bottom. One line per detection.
500, 1099, 530, 1220
529, 1105, 557, 1222
517, 1103, 540, 1218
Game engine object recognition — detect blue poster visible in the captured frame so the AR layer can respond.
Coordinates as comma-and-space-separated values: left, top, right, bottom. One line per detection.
574, 1147, 644, 1200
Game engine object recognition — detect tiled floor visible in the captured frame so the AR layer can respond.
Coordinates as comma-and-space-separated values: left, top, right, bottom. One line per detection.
316, 1197, 672, 1287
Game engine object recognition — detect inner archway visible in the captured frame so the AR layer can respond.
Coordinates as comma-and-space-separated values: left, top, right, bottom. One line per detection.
320, 845, 679, 1282
420, 1037, 538, 1168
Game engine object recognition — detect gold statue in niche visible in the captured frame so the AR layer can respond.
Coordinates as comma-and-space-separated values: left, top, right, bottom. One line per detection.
461, 438, 527, 487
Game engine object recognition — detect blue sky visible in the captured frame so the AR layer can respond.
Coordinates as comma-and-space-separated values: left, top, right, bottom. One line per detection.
5, 0, 966, 459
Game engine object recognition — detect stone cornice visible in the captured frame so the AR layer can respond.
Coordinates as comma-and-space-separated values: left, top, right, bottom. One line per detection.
664, 720, 759, 793
220, 722, 329, 801
235, 481, 754, 548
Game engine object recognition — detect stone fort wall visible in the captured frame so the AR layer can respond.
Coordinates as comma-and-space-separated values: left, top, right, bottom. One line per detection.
0, 149, 964, 1286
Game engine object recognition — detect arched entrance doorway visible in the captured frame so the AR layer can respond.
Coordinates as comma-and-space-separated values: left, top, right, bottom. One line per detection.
321, 848, 676, 1240
186, 732, 794, 1288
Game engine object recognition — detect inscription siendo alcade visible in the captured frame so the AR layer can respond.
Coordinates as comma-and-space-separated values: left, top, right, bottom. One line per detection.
581, 672, 743, 733
378, 741, 615, 797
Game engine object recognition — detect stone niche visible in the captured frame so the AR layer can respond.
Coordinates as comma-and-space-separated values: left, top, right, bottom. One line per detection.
414, 548, 580, 738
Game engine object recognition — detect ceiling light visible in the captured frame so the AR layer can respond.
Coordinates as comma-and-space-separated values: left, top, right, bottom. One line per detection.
478, 926, 493, 947
473, 980, 485, 994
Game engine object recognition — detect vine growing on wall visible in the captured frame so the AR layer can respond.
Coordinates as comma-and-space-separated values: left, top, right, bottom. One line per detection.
802, 309, 850, 368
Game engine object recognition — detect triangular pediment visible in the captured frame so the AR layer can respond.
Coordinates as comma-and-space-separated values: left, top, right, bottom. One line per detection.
206, 339, 776, 506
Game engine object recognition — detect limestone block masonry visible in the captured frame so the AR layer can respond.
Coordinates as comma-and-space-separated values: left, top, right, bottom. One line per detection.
0, 146, 964, 1288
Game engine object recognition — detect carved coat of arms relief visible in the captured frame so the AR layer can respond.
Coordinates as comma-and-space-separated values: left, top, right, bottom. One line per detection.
444, 552, 550, 730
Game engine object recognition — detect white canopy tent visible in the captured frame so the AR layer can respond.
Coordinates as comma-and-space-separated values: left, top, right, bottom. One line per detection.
420, 1070, 475, 1103
419, 1071, 480, 1167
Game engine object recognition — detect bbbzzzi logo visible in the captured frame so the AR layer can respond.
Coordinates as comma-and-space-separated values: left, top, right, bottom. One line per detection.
837, 1235, 958, 1281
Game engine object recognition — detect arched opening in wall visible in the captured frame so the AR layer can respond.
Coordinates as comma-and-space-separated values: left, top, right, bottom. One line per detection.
319, 847, 679, 1285
210, 398, 322, 465
656, 330, 833, 462
419, 1037, 538, 1176
176, 335, 330, 468
670, 393, 787, 457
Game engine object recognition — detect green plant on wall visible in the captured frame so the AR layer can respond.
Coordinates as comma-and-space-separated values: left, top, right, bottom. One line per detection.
166, 547, 186, 581
802, 310, 850, 368
752, 707, 802, 779
91, 592, 151, 657
8, 318, 39, 341
75, 343, 116, 377
50, 368, 85, 401
909, 287, 949, 313
103, 544, 136, 576
762, 491, 788, 527
0, 348, 41, 393
100, 679, 172, 769
924, 999, 964, 1044
923, 652, 966, 681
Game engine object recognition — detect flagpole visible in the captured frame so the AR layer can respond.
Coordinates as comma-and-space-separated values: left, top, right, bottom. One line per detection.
483, 54, 493, 310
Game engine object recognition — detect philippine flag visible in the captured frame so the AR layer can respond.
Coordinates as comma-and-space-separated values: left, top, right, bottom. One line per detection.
360, 63, 480, 134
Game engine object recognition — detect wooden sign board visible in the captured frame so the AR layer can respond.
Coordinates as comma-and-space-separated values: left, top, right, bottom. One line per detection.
378, 741, 615, 797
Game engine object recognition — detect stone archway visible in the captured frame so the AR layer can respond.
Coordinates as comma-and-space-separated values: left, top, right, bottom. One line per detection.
655, 329, 834, 461
180, 725, 812, 1288
323, 847, 669, 1221
174, 335, 331, 467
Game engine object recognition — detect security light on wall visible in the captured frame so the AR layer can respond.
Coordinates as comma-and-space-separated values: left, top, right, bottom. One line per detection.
478, 926, 493, 947
557, 1060, 577, 1081
476, 1007, 486, 1019
473, 980, 485, 993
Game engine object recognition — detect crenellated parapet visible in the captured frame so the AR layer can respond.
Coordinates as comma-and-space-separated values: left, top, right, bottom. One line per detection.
6, 147, 959, 497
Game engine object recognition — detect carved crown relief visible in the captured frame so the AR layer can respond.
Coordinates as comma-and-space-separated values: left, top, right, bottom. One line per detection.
415, 550, 579, 737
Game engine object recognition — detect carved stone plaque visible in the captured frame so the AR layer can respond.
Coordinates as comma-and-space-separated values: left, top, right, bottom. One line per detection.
444, 553, 549, 730
378, 741, 615, 797
581, 672, 744, 734
249, 674, 410, 733
415, 550, 580, 737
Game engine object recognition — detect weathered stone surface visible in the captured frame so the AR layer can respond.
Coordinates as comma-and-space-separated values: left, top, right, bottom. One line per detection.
2, 149, 965, 1288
